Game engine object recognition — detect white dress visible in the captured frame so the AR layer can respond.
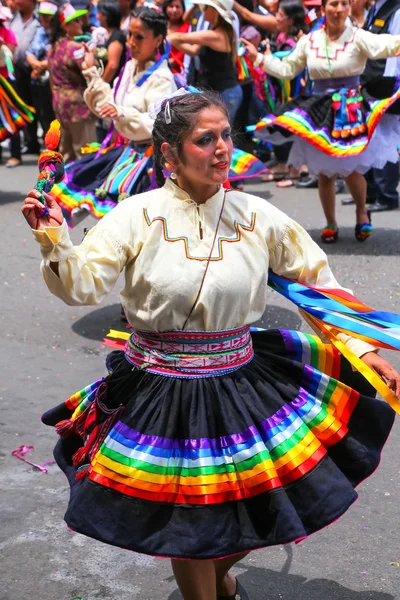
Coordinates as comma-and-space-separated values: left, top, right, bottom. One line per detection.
255, 26, 400, 176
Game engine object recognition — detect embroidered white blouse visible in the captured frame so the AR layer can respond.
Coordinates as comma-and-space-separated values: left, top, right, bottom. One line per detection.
32, 179, 376, 358
82, 59, 177, 142
256, 26, 400, 80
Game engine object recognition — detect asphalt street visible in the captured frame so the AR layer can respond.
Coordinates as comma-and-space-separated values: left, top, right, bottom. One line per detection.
1, 156, 399, 600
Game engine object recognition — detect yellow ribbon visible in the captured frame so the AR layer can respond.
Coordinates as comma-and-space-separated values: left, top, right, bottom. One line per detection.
305, 313, 400, 415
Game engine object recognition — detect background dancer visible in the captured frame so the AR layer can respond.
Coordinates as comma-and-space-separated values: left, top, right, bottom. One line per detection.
51, 6, 176, 222
22, 90, 400, 600
167, 0, 243, 122
242, 0, 400, 243
47, 3, 96, 163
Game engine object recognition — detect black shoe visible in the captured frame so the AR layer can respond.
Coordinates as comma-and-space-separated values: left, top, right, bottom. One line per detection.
22, 144, 41, 155
217, 578, 250, 600
295, 174, 318, 188
342, 197, 376, 206
335, 178, 345, 194
368, 201, 399, 212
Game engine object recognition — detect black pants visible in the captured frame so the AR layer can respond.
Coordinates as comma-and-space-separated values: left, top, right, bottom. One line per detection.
10, 68, 40, 158
31, 81, 55, 136
365, 162, 400, 208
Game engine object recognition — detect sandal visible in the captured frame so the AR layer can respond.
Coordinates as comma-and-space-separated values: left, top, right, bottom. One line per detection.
355, 210, 372, 242
217, 578, 250, 600
261, 171, 287, 182
276, 176, 299, 188
6, 157, 21, 168
321, 224, 339, 244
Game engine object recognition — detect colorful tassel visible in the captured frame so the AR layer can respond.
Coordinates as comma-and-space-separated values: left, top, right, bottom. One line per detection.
36, 119, 65, 216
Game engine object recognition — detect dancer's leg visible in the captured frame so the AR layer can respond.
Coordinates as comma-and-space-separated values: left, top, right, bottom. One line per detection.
318, 173, 337, 225
214, 551, 250, 596
171, 559, 217, 600
343, 171, 369, 223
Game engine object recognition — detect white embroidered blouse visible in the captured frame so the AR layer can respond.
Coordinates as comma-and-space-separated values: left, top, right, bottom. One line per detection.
32, 179, 376, 358
82, 59, 177, 142
256, 26, 400, 80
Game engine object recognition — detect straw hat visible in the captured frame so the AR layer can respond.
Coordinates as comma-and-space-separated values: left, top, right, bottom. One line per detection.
38, 1, 58, 16
191, 0, 234, 27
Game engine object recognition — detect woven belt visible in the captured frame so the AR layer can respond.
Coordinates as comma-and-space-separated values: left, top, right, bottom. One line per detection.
124, 325, 254, 378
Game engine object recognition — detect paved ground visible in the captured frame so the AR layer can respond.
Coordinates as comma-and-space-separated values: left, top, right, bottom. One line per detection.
1, 156, 399, 600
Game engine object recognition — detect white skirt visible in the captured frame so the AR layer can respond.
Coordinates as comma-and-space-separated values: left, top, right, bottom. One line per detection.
284, 114, 400, 177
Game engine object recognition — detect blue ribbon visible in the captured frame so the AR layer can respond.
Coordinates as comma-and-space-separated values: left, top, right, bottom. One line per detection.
268, 272, 400, 349
136, 40, 171, 88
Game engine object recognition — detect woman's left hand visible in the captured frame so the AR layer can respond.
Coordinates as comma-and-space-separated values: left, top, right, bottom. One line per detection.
99, 103, 118, 119
361, 352, 400, 396
240, 38, 258, 63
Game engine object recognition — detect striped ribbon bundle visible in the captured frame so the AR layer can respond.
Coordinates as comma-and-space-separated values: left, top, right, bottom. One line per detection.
268, 272, 400, 413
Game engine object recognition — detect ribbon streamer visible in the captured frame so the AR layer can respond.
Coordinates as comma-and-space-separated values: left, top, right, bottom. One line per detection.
268, 272, 400, 413
11, 445, 56, 473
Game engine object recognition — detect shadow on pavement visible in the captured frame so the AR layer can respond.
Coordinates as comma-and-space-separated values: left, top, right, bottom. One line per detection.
71, 305, 301, 341
308, 227, 400, 256
167, 563, 395, 600
0, 190, 24, 206
72, 303, 126, 341
253, 305, 302, 330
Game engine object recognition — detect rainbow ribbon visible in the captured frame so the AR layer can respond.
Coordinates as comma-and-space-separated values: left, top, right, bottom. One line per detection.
268, 272, 400, 413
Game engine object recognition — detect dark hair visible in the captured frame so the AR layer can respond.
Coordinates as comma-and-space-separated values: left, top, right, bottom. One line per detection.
98, 0, 122, 28
152, 92, 229, 187
215, 14, 237, 63
321, 0, 349, 6
278, 0, 307, 36
49, 10, 65, 46
163, 0, 186, 25
130, 6, 168, 39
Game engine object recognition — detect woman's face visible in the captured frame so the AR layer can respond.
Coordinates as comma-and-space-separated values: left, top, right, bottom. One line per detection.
97, 10, 108, 28
323, 0, 350, 29
276, 7, 293, 33
175, 107, 233, 187
166, 0, 184, 23
202, 5, 218, 27
127, 17, 162, 62
39, 13, 53, 30
63, 17, 84, 38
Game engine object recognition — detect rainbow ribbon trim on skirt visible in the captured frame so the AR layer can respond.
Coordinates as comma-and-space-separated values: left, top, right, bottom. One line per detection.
86, 327, 358, 504
124, 326, 254, 378
254, 83, 400, 157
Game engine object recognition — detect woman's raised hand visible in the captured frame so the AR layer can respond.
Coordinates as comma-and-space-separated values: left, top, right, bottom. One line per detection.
240, 38, 258, 62
21, 189, 64, 231
361, 352, 400, 397
81, 42, 96, 70
98, 103, 118, 119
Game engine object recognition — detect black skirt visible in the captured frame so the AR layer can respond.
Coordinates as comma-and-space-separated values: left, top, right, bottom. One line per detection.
42, 329, 394, 560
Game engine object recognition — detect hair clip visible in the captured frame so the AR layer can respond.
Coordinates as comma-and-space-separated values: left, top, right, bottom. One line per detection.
164, 100, 172, 124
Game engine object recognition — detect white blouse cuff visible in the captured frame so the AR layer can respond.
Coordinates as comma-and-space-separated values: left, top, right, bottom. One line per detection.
32, 220, 73, 261
254, 53, 265, 68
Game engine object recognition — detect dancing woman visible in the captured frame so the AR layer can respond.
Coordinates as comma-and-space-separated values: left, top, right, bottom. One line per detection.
242, 0, 400, 243
51, 6, 177, 223
0, 3, 35, 166
23, 91, 400, 600
167, 0, 243, 121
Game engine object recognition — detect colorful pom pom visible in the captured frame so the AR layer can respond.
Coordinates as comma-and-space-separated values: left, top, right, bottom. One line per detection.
44, 119, 61, 151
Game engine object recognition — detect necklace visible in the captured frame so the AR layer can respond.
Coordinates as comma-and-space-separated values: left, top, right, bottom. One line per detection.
324, 31, 334, 76
324, 27, 345, 76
